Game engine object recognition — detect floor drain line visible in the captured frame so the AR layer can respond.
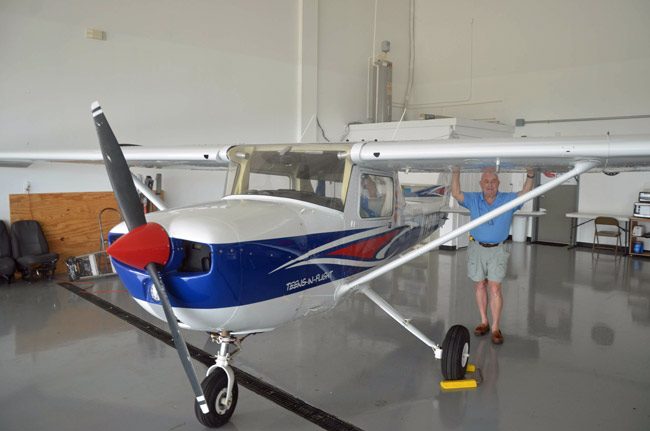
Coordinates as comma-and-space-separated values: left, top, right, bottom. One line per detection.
59, 282, 363, 431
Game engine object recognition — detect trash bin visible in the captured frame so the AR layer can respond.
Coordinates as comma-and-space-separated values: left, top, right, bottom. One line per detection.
512, 216, 527, 242
643, 238, 650, 252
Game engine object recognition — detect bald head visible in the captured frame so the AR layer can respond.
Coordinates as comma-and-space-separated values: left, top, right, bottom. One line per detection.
481, 169, 499, 181
480, 169, 500, 200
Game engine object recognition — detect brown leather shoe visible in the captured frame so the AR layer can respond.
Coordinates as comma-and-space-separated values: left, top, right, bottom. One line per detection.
474, 323, 490, 336
491, 330, 504, 345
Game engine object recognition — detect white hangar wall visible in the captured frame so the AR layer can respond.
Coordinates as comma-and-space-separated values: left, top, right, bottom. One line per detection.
0, 0, 301, 216
317, 0, 650, 134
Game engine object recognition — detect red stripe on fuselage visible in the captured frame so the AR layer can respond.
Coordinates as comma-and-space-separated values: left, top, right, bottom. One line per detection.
328, 230, 400, 260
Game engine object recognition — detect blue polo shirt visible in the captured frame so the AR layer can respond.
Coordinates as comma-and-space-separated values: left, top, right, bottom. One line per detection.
459, 191, 522, 243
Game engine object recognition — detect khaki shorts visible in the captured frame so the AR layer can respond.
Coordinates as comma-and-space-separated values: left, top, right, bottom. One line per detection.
467, 240, 510, 283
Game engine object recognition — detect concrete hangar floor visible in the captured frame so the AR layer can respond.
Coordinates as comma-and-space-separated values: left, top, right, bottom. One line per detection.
1, 243, 649, 431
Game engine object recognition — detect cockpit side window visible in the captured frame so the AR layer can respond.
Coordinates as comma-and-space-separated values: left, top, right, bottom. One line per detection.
360, 174, 393, 218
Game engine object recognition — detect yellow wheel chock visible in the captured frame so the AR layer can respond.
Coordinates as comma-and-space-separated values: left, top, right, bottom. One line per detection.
439, 363, 480, 390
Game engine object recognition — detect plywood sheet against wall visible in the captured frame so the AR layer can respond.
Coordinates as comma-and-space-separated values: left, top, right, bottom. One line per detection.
10, 192, 121, 273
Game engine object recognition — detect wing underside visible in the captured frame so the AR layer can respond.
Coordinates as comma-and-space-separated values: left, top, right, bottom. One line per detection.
348, 134, 650, 173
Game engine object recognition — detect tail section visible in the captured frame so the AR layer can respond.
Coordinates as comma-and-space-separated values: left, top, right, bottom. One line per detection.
402, 184, 447, 199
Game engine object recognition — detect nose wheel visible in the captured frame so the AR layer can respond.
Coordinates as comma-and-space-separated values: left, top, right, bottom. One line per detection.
441, 325, 470, 380
195, 332, 240, 428
194, 368, 239, 427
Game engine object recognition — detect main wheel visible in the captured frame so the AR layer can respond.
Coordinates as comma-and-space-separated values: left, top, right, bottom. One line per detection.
194, 368, 239, 428
441, 325, 470, 380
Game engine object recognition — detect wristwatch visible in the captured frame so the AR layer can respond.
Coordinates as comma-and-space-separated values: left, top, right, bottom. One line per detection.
527, 173, 535, 179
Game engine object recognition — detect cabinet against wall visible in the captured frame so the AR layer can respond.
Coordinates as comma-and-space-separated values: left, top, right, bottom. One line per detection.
629, 217, 650, 257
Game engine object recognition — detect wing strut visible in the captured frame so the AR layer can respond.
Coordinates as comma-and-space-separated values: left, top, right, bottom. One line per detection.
131, 173, 167, 211
339, 160, 598, 348
361, 286, 443, 357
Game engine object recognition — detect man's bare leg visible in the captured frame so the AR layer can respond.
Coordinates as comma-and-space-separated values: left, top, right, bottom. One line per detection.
475, 279, 489, 326
487, 280, 503, 331
488, 280, 504, 343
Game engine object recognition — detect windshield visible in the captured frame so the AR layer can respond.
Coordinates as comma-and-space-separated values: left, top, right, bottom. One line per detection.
226, 145, 352, 211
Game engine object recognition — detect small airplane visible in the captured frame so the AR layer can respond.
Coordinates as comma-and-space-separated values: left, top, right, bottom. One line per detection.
2, 102, 650, 427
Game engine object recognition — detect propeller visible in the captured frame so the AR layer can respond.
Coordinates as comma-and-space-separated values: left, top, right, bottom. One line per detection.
91, 101, 209, 414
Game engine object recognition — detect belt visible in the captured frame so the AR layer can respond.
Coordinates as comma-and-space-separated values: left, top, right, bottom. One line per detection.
470, 236, 502, 248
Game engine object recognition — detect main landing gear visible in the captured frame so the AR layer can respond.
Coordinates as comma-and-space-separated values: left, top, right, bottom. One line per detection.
195, 332, 240, 428
440, 325, 470, 380
360, 287, 470, 381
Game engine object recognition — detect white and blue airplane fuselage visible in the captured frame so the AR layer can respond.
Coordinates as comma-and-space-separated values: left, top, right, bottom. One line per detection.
108, 144, 447, 334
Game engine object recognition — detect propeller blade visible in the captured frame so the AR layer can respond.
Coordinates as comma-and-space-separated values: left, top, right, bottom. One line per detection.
146, 263, 209, 414
91, 101, 146, 231
92, 102, 209, 414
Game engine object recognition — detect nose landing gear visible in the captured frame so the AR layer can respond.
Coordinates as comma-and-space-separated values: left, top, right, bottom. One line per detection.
195, 332, 240, 428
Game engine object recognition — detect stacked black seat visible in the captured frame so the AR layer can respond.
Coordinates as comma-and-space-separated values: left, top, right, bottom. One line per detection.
11, 220, 58, 281
0, 221, 15, 283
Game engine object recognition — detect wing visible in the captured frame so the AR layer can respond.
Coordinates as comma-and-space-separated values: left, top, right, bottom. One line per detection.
4, 134, 650, 173
0, 145, 232, 169
348, 134, 650, 173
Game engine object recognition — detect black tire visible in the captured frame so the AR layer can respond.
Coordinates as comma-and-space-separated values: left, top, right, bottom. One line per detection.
194, 368, 238, 428
441, 324, 470, 380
